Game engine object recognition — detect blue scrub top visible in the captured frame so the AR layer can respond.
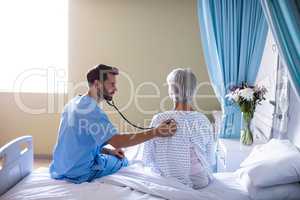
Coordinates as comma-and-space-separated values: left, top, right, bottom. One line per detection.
49, 95, 118, 183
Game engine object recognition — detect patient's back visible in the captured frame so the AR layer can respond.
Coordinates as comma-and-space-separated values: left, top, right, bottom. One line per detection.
142, 111, 215, 188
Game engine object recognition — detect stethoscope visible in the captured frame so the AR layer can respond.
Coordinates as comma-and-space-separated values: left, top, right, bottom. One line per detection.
106, 98, 176, 161
106, 99, 153, 130
79, 94, 153, 130
106, 99, 153, 161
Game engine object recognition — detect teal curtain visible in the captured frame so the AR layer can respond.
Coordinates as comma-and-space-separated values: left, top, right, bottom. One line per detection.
261, 0, 300, 98
198, 0, 268, 138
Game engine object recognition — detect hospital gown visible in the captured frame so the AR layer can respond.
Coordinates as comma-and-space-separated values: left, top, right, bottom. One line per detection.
142, 111, 215, 189
49, 95, 128, 183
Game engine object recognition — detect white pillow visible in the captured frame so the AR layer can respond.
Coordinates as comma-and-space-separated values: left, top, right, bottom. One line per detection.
239, 170, 300, 200
238, 139, 300, 187
246, 152, 300, 187
240, 139, 299, 168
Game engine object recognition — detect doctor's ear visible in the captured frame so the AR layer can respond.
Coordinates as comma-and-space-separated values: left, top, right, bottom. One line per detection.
94, 80, 104, 89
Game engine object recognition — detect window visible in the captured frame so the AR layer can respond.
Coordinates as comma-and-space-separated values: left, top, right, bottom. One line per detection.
256, 29, 278, 101
0, 0, 68, 93
254, 30, 278, 141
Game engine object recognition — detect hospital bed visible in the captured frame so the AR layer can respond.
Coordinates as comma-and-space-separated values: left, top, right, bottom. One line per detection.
0, 135, 250, 200
0, 135, 299, 200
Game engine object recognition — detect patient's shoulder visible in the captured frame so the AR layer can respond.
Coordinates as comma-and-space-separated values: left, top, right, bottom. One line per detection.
150, 111, 177, 125
152, 111, 179, 120
194, 112, 211, 122
153, 111, 209, 123
152, 110, 212, 124
151, 112, 169, 122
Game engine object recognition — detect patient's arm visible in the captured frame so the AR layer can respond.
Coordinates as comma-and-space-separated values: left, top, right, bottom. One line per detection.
205, 124, 216, 168
195, 121, 215, 168
142, 114, 160, 165
142, 139, 156, 167
107, 119, 177, 149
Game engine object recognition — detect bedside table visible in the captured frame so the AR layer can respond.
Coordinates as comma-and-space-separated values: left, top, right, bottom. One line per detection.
216, 138, 261, 172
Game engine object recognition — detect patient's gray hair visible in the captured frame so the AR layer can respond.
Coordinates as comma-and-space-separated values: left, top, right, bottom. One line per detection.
167, 68, 197, 103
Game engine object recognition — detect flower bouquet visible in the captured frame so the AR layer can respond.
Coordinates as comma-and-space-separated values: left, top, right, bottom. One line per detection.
226, 83, 267, 145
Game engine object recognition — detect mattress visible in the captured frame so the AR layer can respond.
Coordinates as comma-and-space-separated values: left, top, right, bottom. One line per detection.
0, 167, 249, 200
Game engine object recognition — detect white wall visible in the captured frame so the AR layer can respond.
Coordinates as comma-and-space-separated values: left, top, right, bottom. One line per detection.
0, 0, 220, 155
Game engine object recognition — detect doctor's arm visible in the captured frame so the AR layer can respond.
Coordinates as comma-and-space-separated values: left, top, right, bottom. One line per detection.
107, 119, 177, 149
101, 147, 125, 158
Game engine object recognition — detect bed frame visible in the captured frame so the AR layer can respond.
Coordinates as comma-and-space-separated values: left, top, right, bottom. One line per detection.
0, 136, 33, 196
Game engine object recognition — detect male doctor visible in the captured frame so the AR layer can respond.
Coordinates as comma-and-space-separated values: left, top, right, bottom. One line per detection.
49, 64, 177, 183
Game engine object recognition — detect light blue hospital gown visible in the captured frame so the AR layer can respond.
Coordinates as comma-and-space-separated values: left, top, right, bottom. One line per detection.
49, 95, 128, 183
142, 111, 215, 188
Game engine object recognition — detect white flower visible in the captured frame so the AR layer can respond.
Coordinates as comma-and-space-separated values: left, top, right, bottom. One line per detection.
225, 93, 233, 99
233, 88, 240, 101
225, 91, 239, 102
232, 93, 239, 102
239, 88, 254, 101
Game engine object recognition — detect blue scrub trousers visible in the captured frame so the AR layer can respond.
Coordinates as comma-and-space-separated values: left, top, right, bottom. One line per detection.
88, 154, 129, 182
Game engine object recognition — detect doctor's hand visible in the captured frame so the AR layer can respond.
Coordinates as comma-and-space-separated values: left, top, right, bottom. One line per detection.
154, 119, 177, 137
109, 148, 125, 159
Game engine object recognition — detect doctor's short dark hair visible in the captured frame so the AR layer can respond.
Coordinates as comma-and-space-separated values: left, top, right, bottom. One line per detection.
86, 64, 119, 86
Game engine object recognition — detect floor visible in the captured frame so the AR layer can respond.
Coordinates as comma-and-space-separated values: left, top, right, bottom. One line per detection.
34, 158, 51, 169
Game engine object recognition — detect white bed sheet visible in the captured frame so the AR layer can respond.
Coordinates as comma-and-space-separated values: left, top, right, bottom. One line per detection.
0, 167, 161, 200
0, 166, 249, 200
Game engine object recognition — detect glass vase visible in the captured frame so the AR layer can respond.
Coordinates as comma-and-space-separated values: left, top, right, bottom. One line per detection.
240, 112, 253, 145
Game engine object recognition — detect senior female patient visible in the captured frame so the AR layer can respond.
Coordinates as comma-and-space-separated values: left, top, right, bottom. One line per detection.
142, 68, 215, 189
